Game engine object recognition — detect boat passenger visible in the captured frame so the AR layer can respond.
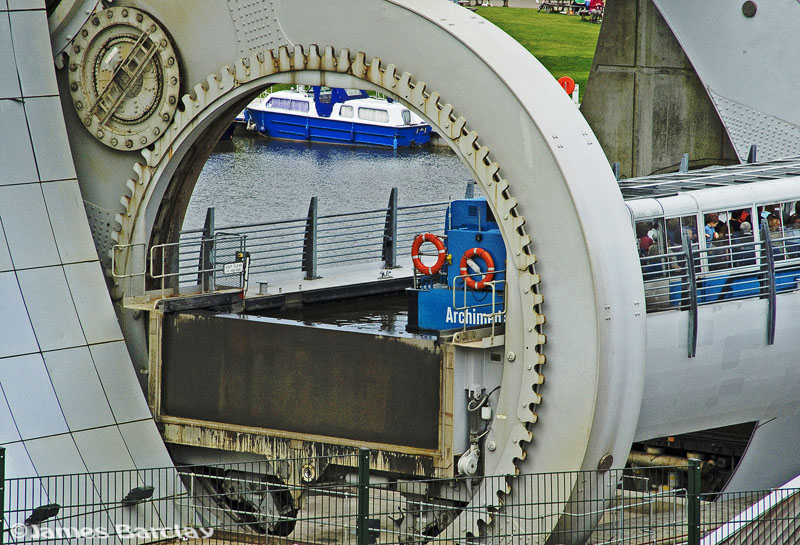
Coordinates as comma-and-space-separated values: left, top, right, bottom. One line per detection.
732, 221, 756, 267
709, 224, 731, 271
637, 223, 654, 257
704, 213, 720, 241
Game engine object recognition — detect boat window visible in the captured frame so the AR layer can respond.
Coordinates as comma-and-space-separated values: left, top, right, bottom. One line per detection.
340, 105, 354, 118
703, 209, 756, 271
358, 107, 390, 123
759, 201, 800, 261
402, 109, 411, 125
665, 215, 698, 251
266, 97, 310, 112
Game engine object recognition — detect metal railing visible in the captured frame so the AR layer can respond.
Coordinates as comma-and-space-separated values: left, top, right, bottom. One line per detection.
640, 225, 800, 356
452, 270, 506, 337
2, 450, 798, 545
177, 188, 449, 285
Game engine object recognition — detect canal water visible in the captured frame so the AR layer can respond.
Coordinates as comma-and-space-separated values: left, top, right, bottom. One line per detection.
184, 133, 473, 335
184, 134, 474, 230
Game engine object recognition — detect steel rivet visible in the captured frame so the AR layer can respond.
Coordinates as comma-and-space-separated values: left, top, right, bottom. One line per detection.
487, 441, 496, 451
506, 351, 516, 361
126, 139, 133, 148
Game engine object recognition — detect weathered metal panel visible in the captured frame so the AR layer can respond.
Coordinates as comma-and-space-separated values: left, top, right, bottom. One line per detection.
162, 312, 442, 450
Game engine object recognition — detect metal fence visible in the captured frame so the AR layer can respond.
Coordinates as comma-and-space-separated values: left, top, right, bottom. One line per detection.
4, 448, 799, 545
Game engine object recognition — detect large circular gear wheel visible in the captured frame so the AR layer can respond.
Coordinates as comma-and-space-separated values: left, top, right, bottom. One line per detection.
67, 6, 180, 151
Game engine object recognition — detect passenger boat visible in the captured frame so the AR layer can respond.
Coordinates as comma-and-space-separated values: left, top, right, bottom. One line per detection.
244, 86, 432, 148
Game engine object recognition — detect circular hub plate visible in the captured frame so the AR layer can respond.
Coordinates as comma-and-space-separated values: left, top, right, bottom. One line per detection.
67, 7, 180, 151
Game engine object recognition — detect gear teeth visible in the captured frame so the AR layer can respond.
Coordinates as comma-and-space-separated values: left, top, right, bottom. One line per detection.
106, 45, 547, 540
321, 45, 336, 72
277, 45, 291, 71
351, 51, 368, 78
307, 45, 322, 70
335, 48, 350, 72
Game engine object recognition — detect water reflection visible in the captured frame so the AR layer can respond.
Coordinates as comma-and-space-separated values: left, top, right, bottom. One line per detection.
185, 135, 471, 230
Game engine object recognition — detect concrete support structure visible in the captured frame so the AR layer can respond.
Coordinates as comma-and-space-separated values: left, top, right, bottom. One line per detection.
581, 0, 739, 178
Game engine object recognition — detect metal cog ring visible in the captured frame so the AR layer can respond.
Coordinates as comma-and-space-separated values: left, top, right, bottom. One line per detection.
68, 6, 180, 151
116, 48, 545, 534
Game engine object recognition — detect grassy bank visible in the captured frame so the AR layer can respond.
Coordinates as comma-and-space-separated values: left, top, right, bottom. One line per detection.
475, 7, 600, 96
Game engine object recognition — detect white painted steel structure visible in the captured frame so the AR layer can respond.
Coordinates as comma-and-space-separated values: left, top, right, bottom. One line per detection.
0, 0, 798, 541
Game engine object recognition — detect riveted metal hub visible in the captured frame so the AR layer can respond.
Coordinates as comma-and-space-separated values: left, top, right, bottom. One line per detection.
67, 6, 180, 151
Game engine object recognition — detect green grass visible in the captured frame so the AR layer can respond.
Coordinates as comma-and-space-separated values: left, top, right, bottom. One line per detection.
475, 7, 600, 97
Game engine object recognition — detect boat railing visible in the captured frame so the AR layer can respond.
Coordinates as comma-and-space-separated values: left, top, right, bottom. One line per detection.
451, 270, 506, 339
639, 224, 800, 356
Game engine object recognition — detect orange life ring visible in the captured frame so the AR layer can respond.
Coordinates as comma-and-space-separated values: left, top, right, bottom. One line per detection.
411, 233, 446, 275
460, 247, 495, 289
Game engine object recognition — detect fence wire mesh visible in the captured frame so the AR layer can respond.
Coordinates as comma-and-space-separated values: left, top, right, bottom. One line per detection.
4, 451, 798, 545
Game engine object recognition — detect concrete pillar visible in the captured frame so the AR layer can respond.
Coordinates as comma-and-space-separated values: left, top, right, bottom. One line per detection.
581, 0, 738, 178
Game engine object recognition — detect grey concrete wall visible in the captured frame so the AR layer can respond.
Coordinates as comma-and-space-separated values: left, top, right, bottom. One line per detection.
580, 0, 739, 178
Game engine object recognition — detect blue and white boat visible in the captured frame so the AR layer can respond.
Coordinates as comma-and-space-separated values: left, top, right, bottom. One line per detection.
245, 87, 432, 148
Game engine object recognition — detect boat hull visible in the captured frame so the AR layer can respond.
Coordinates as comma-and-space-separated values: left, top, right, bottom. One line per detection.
246, 108, 432, 148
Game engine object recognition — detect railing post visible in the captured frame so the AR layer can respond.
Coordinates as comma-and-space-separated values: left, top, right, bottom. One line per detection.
679, 152, 690, 173
464, 180, 475, 199
303, 197, 319, 279
382, 188, 398, 268
747, 143, 757, 164
687, 458, 701, 545
612, 161, 621, 181
761, 221, 776, 345
199, 207, 215, 292
356, 448, 370, 545
1, 446, 5, 545
682, 236, 698, 358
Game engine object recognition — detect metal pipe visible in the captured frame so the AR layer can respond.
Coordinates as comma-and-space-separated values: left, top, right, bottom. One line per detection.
627, 450, 713, 471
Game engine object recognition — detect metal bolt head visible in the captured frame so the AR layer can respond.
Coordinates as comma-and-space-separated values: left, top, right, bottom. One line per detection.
506, 351, 516, 362
487, 441, 496, 451
598, 453, 614, 472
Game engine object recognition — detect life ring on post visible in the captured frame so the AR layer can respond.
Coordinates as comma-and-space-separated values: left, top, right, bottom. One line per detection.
411, 233, 446, 275
460, 247, 495, 290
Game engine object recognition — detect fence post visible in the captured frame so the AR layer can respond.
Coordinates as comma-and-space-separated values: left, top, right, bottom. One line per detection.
198, 207, 215, 291
382, 188, 398, 268
303, 197, 319, 279
1, 446, 5, 545
687, 458, 701, 545
356, 447, 370, 545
